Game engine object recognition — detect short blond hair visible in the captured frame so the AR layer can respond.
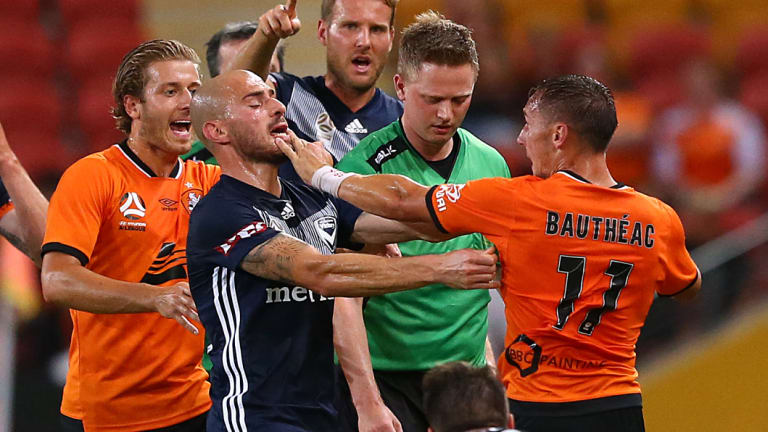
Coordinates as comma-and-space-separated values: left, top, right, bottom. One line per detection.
397, 11, 478, 81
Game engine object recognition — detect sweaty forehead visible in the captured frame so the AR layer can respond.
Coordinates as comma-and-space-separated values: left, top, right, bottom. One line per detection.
221, 70, 268, 96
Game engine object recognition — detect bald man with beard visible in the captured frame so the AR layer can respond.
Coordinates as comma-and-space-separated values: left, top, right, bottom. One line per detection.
185, 70, 500, 431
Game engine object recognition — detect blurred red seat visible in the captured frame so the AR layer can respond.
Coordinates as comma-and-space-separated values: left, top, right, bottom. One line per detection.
0, 79, 62, 138
58, 0, 138, 30
736, 26, 768, 79
628, 25, 711, 81
0, 0, 40, 22
739, 74, 768, 127
1, 128, 74, 181
76, 77, 125, 152
65, 18, 143, 83
0, 18, 56, 80
635, 73, 684, 111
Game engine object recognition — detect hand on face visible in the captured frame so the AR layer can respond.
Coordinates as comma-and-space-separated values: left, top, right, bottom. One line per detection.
275, 128, 333, 183
259, 0, 301, 40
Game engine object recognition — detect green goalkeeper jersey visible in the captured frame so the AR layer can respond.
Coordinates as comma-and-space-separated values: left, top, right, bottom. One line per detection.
336, 119, 511, 370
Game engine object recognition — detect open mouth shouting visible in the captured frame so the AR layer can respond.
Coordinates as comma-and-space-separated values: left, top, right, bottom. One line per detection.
351, 55, 372, 74
169, 119, 192, 140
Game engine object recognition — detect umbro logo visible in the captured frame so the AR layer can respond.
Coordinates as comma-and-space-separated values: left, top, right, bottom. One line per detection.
159, 198, 178, 211
344, 119, 367, 134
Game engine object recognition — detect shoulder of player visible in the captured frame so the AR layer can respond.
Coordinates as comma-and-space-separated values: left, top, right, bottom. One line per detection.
61, 147, 120, 182
337, 122, 401, 167
457, 128, 506, 159
181, 158, 221, 188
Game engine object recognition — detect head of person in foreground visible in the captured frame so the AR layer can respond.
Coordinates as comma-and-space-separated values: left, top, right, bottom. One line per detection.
423, 361, 516, 432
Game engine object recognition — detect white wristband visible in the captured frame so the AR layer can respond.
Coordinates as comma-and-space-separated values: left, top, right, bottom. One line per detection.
311, 166, 354, 197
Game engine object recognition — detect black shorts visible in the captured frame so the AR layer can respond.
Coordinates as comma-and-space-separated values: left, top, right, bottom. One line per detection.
510, 405, 645, 432
335, 365, 429, 432
61, 412, 208, 432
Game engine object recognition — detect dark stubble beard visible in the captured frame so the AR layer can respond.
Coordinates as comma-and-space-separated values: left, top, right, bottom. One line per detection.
326, 53, 384, 94
230, 127, 287, 165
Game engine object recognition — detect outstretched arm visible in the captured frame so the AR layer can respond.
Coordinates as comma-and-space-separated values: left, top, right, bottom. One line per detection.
240, 232, 499, 296
276, 131, 435, 225
0, 121, 48, 266
350, 213, 451, 245
230, 0, 300, 79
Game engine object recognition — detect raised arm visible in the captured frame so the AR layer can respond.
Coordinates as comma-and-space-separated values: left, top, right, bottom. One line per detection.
41, 252, 201, 334
240, 232, 499, 296
0, 121, 48, 265
276, 131, 435, 224
231, 0, 301, 79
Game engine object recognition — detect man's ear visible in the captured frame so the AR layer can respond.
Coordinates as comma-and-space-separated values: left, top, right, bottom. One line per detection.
552, 123, 568, 150
393, 74, 406, 101
124, 95, 141, 120
317, 20, 328, 46
203, 121, 229, 145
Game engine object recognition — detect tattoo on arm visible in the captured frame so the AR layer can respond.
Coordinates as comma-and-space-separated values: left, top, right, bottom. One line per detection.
242, 234, 312, 284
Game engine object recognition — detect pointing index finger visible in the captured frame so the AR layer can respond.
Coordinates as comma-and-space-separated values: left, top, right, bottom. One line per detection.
285, 0, 297, 16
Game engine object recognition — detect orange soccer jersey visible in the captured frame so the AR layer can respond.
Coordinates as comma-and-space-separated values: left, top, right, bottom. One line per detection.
42, 142, 220, 431
427, 170, 698, 410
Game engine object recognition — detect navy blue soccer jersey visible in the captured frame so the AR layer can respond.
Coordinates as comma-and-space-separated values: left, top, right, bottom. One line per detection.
187, 175, 363, 432
270, 72, 403, 180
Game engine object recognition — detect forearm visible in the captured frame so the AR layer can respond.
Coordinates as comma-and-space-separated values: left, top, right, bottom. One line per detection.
231, 30, 280, 79
338, 174, 430, 223
485, 336, 497, 369
351, 213, 448, 245
0, 157, 48, 264
310, 253, 440, 297
42, 261, 158, 313
334, 298, 384, 408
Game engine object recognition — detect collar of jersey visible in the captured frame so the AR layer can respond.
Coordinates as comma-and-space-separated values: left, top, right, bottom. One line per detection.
556, 169, 627, 189
313, 75, 382, 115
394, 119, 462, 174
117, 140, 182, 179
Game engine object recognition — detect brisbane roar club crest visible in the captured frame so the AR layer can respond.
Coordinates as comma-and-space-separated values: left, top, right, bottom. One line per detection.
182, 184, 203, 214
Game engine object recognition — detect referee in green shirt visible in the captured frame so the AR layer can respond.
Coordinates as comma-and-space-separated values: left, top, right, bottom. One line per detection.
333, 11, 511, 432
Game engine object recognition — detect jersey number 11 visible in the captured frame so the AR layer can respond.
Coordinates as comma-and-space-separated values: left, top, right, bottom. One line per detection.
553, 255, 634, 336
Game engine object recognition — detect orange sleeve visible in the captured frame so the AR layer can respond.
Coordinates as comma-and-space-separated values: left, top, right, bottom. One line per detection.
0, 202, 14, 220
656, 202, 699, 296
426, 177, 518, 237
42, 156, 113, 265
